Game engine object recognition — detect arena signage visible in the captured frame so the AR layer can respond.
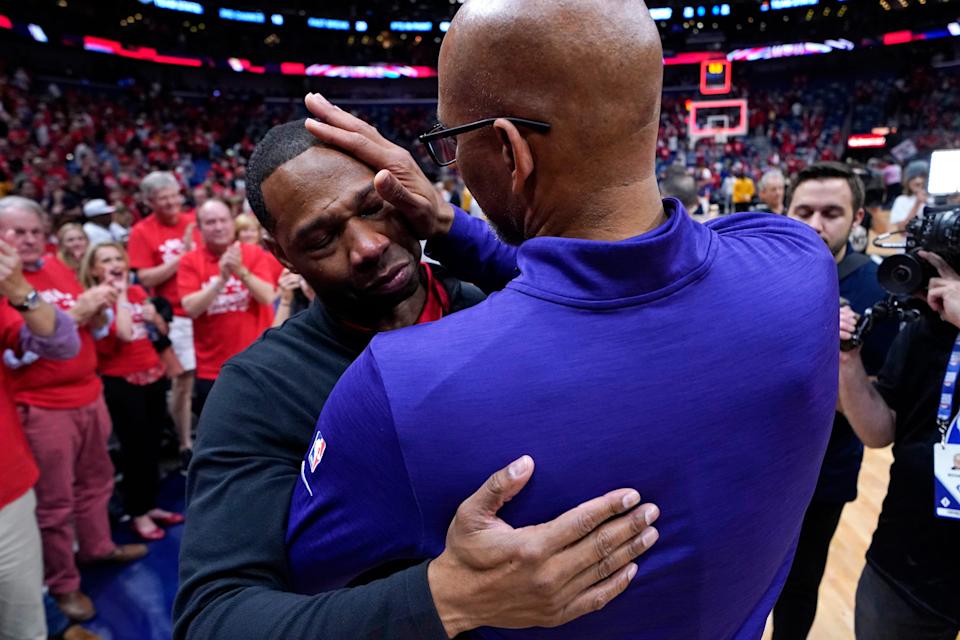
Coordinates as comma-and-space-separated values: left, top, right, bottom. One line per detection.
302, 64, 437, 79
727, 39, 854, 61
218, 8, 264, 24
307, 18, 351, 31
389, 21, 433, 32
847, 134, 887, 149
146, 0, 204, 15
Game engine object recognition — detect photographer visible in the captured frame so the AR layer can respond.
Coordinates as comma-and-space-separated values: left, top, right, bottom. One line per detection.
840, 248, 960, 639
774, 162, 897, 639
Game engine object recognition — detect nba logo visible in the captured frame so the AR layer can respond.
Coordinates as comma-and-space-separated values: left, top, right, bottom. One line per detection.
309, 432, 326, 473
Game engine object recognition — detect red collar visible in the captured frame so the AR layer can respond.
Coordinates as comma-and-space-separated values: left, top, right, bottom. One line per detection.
339, 263, 449, 333
416, 262, 450, 325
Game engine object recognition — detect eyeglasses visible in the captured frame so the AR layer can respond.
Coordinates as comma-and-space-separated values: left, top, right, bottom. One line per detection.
419, 117, 552, 167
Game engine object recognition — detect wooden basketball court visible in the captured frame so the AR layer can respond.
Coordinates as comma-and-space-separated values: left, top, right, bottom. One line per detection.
761, 446, 894, 639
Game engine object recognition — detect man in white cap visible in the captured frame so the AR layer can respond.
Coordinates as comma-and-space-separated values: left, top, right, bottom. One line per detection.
82, 199, 128, 246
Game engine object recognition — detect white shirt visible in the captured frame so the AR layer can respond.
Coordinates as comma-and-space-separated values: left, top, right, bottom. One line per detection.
890, 194, 922, 225
83, 222, 128, 245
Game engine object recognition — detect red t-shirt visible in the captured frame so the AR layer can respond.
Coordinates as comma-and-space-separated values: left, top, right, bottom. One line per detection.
256, 247, 285, 329
0, 302, 39, 510
127, 212, 202, 316
261, 248, 285, 285
96, 285, 162, 378
13, 257, 102, 409
178, 244, 273, 380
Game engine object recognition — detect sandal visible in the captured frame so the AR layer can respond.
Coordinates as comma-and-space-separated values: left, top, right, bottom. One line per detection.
148, 510, 185, 526
132, 518, 165, 541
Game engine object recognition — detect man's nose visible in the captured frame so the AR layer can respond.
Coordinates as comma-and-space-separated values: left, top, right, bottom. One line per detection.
346, 219, 390, 268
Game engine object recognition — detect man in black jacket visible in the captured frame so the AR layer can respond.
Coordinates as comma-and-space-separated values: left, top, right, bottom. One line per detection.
173, 121, 661, 640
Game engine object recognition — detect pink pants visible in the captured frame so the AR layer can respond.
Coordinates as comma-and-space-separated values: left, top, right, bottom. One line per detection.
18, 395, 116, 594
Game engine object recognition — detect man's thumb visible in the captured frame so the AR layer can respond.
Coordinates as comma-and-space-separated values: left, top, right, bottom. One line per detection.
0, 229, 16, 252
461, 456, 535, 520
374, 170, 421, 212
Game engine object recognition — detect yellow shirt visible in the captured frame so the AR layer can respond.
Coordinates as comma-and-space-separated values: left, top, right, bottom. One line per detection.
733, 177, 756, 204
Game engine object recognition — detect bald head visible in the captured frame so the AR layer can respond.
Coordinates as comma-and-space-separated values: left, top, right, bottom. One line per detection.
437, 0, 665, 242
197, 199, 236, 251
440, 0, 662, 152
0, 196, 46, 264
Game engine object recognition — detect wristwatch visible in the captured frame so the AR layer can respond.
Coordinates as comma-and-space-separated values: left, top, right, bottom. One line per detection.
11, 289, 41, 312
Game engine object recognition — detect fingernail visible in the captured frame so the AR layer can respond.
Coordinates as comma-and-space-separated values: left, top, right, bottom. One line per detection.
641, 527, 659, 547
644, 504, 660, 526
507, 455, 531, 479
622, 491, 641, 510
626, 563, 638, 581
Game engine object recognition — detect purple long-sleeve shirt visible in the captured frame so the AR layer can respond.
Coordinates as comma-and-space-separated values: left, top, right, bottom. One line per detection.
5, 307, 81, 366
288, 200, 839, 639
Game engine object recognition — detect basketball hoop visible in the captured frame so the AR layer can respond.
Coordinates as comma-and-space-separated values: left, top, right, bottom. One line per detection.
707, 115, 730, 144
687, 99, 747, 148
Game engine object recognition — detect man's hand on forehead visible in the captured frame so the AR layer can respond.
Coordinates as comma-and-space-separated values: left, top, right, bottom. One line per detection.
303, 93, 454, 239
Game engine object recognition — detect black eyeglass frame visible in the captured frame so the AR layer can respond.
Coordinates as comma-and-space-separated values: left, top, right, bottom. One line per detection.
418, 117, 552, 167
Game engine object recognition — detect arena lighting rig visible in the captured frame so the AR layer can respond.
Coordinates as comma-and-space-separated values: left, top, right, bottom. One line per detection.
2, 10, 959, 78
133, 0, 870, 30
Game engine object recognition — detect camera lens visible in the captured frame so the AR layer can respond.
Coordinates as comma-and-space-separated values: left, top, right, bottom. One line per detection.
892, 266, 911, 284
878, 253, 928, 295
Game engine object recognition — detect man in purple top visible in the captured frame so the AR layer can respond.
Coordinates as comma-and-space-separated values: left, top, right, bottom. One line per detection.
287, 1, 838, 637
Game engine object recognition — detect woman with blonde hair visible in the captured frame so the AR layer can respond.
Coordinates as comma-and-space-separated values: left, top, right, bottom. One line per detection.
234, 213, 263, 246
236, 212, 284, 287
80, 242, 183, 541
56, 224, 89, 274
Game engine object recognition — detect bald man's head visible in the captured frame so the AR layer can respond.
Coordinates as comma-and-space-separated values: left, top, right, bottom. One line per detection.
438, 0, 664, 242
197, 199, 236, 251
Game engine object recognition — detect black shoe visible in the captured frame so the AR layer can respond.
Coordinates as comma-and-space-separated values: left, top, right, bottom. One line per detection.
180, 448, 193, 475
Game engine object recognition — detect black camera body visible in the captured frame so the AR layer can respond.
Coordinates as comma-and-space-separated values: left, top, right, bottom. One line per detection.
842, 205, 960, 352
877, 205, 960, 295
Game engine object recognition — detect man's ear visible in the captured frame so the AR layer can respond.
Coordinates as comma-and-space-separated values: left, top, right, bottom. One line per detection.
854, 208, 865, 227
263, 234, 296, 272
492, 119, 535, 197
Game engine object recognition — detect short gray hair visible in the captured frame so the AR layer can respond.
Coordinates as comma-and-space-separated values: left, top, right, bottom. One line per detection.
0, 196, 45, 221
140, 171, 180, 199
661, 174, 699, 211
759, 169, 786, 191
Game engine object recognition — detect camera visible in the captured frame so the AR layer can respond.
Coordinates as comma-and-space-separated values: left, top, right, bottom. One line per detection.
840, 295, 921, 352
877, 205, 960, 295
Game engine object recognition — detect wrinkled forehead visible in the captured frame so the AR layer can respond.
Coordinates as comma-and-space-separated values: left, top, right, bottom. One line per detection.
0, 207, 43, 229
151, 186, 181, 199
265, 146, 376, 225
198, 205, 232, 224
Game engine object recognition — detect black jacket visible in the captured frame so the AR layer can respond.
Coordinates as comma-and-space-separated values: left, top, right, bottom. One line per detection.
173, 268, 485, 640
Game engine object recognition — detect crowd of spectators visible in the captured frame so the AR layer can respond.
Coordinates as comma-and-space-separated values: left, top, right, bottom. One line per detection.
2, 58, 959, 229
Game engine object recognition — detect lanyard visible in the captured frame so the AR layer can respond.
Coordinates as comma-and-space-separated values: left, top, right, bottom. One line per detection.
937, 334, 960, 445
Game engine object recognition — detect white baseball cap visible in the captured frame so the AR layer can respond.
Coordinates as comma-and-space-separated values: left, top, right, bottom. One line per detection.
83, 199, 116, 218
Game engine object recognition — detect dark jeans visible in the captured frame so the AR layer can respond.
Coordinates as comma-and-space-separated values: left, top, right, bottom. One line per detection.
771, 500, 845, 640
855, 563, 960, 640
102, 376, 167, 517
194, 377, 217, 420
